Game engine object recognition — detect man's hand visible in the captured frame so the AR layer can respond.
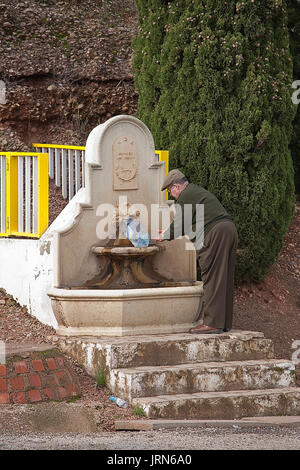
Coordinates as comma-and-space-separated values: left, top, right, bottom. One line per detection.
155, 229, 165, 242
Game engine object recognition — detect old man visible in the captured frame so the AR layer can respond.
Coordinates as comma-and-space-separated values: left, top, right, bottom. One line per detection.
158, 169, 238, 334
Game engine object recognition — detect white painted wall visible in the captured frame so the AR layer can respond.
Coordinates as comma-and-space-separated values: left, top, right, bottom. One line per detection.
0, 234, 56, 327
0, 188, 92, 328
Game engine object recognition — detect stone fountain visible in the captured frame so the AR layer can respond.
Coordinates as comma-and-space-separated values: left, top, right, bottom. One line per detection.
84, 205, 167, 290
47, 115, 203, 336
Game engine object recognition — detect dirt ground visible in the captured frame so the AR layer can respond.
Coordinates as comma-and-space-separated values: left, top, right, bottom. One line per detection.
0, 202, 299, 431
233, 202, 300, 368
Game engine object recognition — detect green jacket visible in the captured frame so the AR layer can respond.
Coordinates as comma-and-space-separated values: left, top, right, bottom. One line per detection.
167, 183, 231, 244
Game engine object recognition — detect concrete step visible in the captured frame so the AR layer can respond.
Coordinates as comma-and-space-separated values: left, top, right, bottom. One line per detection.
110, 359, 296, 400
58, 330, 274, 375
132, 387, 300, 419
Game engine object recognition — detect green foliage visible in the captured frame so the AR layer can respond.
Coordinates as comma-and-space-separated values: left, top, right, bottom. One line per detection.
133, 406, 146, 417
288, 0, 300, 193
133, 0, 296, 282
95, 369, 106, 388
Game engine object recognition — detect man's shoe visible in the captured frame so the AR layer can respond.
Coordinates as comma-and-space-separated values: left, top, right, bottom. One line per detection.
188, 324, 223, 335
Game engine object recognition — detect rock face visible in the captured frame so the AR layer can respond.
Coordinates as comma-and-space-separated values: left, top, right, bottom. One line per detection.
0, 0, 139, 224
0, 0, 138, 148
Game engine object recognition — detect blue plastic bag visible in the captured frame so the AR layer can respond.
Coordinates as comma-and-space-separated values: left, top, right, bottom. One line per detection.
126, 217, 150, 247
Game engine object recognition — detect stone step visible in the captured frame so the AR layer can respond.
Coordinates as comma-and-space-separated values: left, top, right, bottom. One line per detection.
110, 359, 296, 400
58, 330, 274, 375
132, 387, 300, 419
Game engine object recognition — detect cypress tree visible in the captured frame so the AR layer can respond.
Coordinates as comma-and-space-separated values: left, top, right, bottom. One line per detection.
133, 0, 296, 282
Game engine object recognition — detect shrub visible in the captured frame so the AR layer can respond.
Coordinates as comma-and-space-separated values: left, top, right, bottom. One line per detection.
133, 0, 296, 281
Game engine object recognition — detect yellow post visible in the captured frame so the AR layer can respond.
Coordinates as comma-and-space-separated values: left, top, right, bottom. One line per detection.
6, 154, 18, 236
37, 152, 49, 237
0, 152, 48, 238
155, 150, 169, 200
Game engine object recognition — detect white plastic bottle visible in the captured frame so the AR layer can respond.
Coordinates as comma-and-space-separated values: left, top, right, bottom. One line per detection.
109, 396, 128, 408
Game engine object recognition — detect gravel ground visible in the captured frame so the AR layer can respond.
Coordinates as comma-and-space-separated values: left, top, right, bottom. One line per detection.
0, 427, 299, 451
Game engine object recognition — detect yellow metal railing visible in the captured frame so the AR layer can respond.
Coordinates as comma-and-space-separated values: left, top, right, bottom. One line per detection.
32, 144, 85, 149
32, 143, 86, 200
33, 143, 169, 200
0, 152, 48, 238
0, 145, 168, 239
0, 135, 170, 241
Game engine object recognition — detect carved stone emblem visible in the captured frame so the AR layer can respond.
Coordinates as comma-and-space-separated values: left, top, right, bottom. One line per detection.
113, 135, 138, 190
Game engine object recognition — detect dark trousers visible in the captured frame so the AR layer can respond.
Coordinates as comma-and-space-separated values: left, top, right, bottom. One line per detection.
196, 220, 238, 330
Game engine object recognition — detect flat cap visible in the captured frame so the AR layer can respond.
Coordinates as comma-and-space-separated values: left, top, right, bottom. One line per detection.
161, 169, 186, 191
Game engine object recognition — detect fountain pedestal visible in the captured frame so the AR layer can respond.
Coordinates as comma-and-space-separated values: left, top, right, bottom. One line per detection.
86, 245, 166, 289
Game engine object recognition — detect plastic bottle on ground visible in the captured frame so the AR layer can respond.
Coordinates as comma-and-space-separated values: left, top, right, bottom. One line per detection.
109, 396, 128, 408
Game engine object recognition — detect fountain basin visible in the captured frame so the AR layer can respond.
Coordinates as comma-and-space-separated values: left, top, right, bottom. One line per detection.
87, 244, 170, 289
91, 246, 161, 257
47, 282, 203, 337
